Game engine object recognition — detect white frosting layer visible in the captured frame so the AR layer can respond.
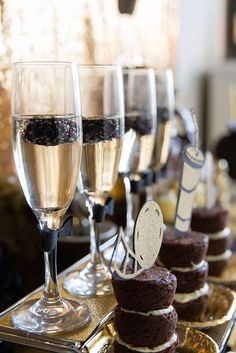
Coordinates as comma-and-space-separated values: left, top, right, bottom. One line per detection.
171, 260, 206, 273
209, 227, 231, 240
115, 333, 178, 352
174, 283, 209, 303
120, 305, 174, 317
206, 250, 232, 262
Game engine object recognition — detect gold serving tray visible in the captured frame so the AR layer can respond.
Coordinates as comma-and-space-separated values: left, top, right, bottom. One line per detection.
177, 325, 219, 353
208, 252, 236, 288
179, 284, 236, 329
0, 238, 117, 352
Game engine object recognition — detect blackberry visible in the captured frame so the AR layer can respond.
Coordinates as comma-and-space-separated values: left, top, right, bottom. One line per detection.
157, 107, 171, 122
22, 116, 79, 146
125, 114, 154, 135
82, 117, 122, 144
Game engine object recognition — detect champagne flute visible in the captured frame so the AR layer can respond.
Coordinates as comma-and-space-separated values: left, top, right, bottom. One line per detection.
63, 65, 124, 297
153, 69, 175, 173
11, 62, 90, 333
117, 70, 136, 236
152, 69, 175, 204
124, 68, 157, 218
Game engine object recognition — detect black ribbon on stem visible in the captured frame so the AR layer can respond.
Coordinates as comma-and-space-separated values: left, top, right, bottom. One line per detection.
142, 171, 153, 187
130, 178, 144, 194
93, 197, 114, 223
153, 168, 167, 183
39, 215, 73, 253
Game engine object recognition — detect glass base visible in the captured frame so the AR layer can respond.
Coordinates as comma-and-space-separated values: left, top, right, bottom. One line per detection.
63, 261, 113, 297
11, 297, 90, 334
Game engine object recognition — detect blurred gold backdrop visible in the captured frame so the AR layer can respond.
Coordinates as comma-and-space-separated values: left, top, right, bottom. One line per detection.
0, 0, 180, 177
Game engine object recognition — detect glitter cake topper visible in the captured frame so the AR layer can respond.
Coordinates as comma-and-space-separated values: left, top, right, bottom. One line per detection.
112, 201, 164, 279
174, 109, 204, 234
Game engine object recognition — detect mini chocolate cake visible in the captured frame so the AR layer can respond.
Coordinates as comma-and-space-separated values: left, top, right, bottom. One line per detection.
207, 229, 232, 256
112, 266, 177, 312
158, 229, 209, 322
113, 338, 177, 353
158, 229, 208, 268
114, 306, 177, 347
191, 207, 228, 233
171, 260, 208, 293
112, 266, 178, 353
174, 292, 209, 322
205, 253, 232, 276
191, 207, 232, 276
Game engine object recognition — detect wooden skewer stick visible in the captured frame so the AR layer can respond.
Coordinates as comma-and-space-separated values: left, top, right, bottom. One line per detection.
190, 108, 199, 149
205, 151, 215, 209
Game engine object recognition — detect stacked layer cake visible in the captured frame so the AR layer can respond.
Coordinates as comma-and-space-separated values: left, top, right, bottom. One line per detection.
158, 229, 209, 321
191, 207, 232, 276
112, 266, 178, 353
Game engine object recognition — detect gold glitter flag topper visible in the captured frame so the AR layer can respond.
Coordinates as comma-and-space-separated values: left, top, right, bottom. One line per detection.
112, 201, 164, 279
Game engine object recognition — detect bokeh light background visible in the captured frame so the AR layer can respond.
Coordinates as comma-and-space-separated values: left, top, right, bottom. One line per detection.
0, 0, 180, 177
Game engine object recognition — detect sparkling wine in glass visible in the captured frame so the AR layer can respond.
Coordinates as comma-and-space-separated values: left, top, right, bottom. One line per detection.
11, 62, 90, 333
63, 65, 124, 297
153, 69, 175, 172
124, 68, 157, 219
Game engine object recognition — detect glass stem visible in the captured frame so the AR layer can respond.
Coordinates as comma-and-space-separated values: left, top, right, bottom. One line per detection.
86, 200, 104, 267
152, 182, 158, 201
132, 192, 140, 221
123, 175, 134, 237
38, 214, 61, 304
42, 247, 60, 302
145, 185, 153, 202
